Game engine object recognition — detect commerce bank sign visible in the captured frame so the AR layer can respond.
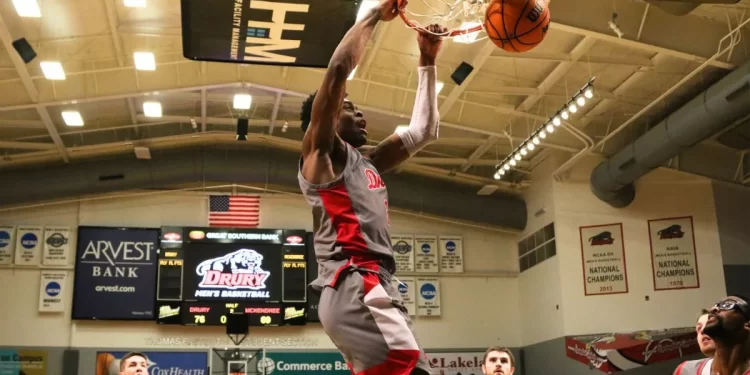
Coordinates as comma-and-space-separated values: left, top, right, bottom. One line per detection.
259, 352, 349, 374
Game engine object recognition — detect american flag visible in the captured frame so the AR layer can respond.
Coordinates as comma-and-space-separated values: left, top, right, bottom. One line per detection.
208, 195, 260, 227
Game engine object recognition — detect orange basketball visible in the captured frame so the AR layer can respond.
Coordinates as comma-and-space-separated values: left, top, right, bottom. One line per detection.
484, 0, 550, 53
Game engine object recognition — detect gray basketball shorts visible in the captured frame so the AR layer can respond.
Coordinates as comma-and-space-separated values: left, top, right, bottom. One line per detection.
318, 269, 431, 375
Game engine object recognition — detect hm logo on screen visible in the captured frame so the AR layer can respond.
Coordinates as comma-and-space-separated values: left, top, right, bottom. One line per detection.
230, 0, 310, 63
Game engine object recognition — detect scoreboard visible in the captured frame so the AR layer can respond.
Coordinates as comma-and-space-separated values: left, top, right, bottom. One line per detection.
155, 226, 309, 327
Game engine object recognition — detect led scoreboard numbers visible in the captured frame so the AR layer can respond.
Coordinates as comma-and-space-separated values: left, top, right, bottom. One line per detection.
155, 226, 310, 327
182, 302, 283, 326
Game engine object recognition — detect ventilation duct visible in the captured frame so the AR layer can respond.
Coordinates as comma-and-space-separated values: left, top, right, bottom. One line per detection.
590, 60, 750, 208
0, 146, 527, 230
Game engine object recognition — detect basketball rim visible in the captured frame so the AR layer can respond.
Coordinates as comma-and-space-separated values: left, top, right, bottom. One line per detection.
395, 0, 487, 40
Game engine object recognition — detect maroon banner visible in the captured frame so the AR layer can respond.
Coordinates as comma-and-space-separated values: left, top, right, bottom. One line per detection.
565, 328, 700, 373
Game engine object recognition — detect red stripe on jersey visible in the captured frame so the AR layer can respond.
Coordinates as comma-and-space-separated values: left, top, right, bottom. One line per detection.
317, 184, 369, 253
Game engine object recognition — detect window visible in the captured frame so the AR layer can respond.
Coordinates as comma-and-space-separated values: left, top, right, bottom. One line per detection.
519, 222, 556, 272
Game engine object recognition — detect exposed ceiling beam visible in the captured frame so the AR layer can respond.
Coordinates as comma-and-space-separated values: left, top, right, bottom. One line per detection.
103, 0, 125, 66
516, 36, 597, 112
0, 141, 59, 150
0, 12, 69, 163
438, 41, 496, 118
359, 23, 390, 79
550, 22, 735, 70
460, 136, 502, 172
488, 50, 655, 68
200, 89, 207, 132
0, 120, 46, 129
268, 92, 282, 134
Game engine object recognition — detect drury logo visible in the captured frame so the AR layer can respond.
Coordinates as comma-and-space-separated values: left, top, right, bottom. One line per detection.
657, 224, 684, 240
196, 249, 270, 290
589, 231, 615, 246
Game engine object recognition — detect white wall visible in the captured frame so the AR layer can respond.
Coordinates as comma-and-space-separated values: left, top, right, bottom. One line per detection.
0, 191, 521, 350
555, 157, 727, 336
518, 153, 565, 346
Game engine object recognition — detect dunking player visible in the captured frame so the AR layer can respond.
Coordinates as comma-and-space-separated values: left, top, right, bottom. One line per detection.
297, 0, 446, 373
673, 295, 749, 375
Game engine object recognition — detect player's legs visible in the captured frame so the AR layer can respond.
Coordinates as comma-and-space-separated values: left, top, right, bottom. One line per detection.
318, 270, 431, 375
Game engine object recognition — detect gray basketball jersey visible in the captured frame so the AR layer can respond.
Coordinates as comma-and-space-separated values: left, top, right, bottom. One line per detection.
298, 143, 397, 291
675, 359, 711, 375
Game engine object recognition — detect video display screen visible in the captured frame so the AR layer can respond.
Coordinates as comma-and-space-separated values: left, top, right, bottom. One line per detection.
183, 243, 282, 302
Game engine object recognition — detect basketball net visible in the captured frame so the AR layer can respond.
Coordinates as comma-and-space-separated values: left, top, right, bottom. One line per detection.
398, 0, 488, 41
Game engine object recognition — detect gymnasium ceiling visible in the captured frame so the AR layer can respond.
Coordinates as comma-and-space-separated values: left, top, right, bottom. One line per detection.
0, 0, 749, 197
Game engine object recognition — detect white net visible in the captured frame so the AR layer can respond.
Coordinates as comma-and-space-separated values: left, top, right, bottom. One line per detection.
400, 0, 490, 41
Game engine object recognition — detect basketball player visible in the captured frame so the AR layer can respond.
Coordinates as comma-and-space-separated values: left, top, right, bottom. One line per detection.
673, 295, 749, 375
297, 0, 446, 373
96, 352, 149, 375
696, 309, 717, 357
481, 347, 515, 375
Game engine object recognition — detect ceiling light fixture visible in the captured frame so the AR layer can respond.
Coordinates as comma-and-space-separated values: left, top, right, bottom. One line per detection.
12, 0, 41, 17
493, 77, 595, 180
134, 52, 156, 70
40, 61, 65, 80
233, 94, 252, 110
61, 111, 83, 126
143, 101, 162, 117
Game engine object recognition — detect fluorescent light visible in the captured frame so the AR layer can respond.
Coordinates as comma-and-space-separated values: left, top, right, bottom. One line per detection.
452, 22, 482, 44
61, 111, 83, 127
13, 0, 41, 17
356, 0, 378, 21
124, 0, 146, 7
348, 66, 357, 81
133, 52, 155, 71
40, 61, 65, 80
395, 125, 409, 135
436, 81, 445, 95
143, 101, 162, 117
233, 94, 252, 110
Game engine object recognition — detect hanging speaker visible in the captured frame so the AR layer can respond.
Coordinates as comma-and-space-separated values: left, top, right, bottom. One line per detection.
12, 38, 36, 64
226, 313, 249, 334
451, 62, 474, 85
236, 117, 248, 141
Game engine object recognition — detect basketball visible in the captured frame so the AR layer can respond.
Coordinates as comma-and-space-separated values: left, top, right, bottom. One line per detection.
484, 0, 551, 53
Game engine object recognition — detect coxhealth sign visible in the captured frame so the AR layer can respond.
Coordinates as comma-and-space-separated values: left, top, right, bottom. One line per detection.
258, 352, 349, 374
96, 351, 207, 375
73, 227, 159, 320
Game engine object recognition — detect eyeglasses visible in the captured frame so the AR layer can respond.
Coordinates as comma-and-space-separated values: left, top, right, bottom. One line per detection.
713, 299, 750, 320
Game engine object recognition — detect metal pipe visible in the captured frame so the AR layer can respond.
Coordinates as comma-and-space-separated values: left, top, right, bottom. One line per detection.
552, 16, 750, 179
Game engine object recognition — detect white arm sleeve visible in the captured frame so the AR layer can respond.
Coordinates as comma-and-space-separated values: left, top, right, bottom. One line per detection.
398, 65, 440, 156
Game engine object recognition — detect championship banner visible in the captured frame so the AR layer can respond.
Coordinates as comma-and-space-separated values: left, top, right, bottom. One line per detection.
73, 226, 160, 320
395, 276, 416, 316
579, 223, 629, 296
14, 226, 42, 265
439, 236, 464, 273
0, 226, 15, 265
96, 351, 208, 375
648, 216, 699, 290
414, 235, 439, 272
180, 0, 358, 68
38, 271, 67, 313
391, 235, 415, 273
565, 328, 700, 374
43, 226, 71, 266
259, 351, 349, 374
426, 352, 487, 375
0, 350, 47, 375
416, 278, 441, 316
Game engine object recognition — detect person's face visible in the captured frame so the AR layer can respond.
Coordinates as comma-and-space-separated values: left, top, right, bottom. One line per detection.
119, 355, 148, 375
696, 314, 716, 356
482, 351, 514, 375
703, 296, 750, 339
336, 99, 367, 148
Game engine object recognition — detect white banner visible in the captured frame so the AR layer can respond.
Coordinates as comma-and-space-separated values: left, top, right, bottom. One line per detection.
39, 271, 67, 312
439, 236, 463, 273
648, 216, 699, 290
416, 278, 441, 316
426, 352, 486, 375
391, 235, 415, 273
43, 227, 72, 266
0, 226, 15, 265
579, 223, 629, 296
414, 235, 439, 273
14, 226, 43, 265
395, 276, 416, 316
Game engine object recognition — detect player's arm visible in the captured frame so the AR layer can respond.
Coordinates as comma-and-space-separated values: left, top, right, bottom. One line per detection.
301, 0, 403, 181
367, 24, 446, 174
